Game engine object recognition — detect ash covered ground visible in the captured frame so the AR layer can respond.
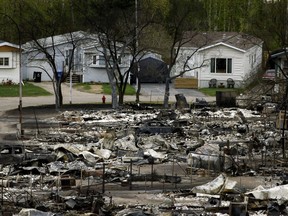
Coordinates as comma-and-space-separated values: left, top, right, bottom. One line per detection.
0, 103, 287, 216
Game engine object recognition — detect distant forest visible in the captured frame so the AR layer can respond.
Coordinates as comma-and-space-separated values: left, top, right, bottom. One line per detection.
0, 0, 286, 58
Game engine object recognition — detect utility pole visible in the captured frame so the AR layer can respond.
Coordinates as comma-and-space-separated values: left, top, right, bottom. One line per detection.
18, 0, 23, 138
135, 0, 141, 103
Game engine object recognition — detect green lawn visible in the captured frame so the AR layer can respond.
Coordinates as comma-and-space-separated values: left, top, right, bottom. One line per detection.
199, 88, 243, 96
102, 83, 136, 95
0, 82, 136, 97
0, 82, 51, 97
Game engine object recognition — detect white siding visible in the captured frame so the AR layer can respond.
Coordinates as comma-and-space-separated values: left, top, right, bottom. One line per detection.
176, 43, 263, 88
82, 47, 131, 83
21, 32, 138, 83
83, 67, 109, 82
0, 51, 20, 83
244, 45, 262, 79
22, 43, 76, 82
174, 47, 198, 77
198, 45, 245, 88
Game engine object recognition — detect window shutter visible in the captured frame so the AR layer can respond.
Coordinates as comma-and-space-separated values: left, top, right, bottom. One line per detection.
92, 55, 96, 65
210, 58, 215, 73
227, 58, 232, 73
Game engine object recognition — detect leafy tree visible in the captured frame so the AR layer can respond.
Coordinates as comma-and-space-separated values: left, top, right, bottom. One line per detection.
247, 0, 288, 50
203, 0, 253, 32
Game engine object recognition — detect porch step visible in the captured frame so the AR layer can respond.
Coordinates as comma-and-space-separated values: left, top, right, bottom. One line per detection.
65, 74, 81, 83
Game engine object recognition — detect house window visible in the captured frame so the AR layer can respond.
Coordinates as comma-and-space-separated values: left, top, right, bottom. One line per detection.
92, 55, 97, 65
210, 58, 232, 73
65, 49, 73, 66
0, 57, 9, 66
99, 55, 106, 65
92, 55, 114, 66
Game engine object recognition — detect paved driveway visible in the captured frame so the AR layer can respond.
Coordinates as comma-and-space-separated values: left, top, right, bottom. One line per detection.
140, 83, 206, 97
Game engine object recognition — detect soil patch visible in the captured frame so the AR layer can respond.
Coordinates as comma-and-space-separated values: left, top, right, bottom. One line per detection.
75, 84, 102, 94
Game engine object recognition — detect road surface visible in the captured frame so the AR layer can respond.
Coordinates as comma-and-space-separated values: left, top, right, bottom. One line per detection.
0, 82, 215, 139
0, 82, 215, 112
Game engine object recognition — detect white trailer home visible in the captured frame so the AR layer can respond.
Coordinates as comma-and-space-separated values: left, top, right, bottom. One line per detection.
0, 41, 21, 84
21, 31, 131, 83
174, 32, 263, 88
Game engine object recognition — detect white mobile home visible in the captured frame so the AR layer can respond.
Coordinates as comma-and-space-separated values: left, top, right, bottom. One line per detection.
175, 32, 263, 88
21, 31, 131, 83
0, 41, 21, 84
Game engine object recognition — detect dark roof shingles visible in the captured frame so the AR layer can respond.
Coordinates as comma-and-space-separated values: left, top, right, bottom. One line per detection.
183, 32, 262, 51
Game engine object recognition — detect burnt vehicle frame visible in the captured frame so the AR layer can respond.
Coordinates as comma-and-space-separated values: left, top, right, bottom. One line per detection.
0, 144, 25, 165
0, 143, 56, 165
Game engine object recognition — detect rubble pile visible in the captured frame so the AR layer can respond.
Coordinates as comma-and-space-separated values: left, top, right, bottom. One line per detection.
1, 105, 288, 215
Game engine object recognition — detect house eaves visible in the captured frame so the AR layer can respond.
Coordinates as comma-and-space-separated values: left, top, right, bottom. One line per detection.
270, 48, 288, 59
83, 42, 130, 55
22, 31, 97, 53
82, 44, 102, 53
198, 42, 246, 53
138, 50, 163, 61
0, 41, 20, 49
181, 31, 262, 52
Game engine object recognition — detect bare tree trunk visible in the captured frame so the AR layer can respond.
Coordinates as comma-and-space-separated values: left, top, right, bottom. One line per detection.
55, 79, 63, 110
135, 62, 141, 103
105, 66, 118, 109
163, 78, 170, 108
111, 82, 118, 109
118, 90, 124, 105
136, 80, 141, 103
59, 82, 63, 107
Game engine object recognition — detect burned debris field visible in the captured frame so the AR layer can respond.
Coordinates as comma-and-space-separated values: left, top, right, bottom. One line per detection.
0, 102, 287, 216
